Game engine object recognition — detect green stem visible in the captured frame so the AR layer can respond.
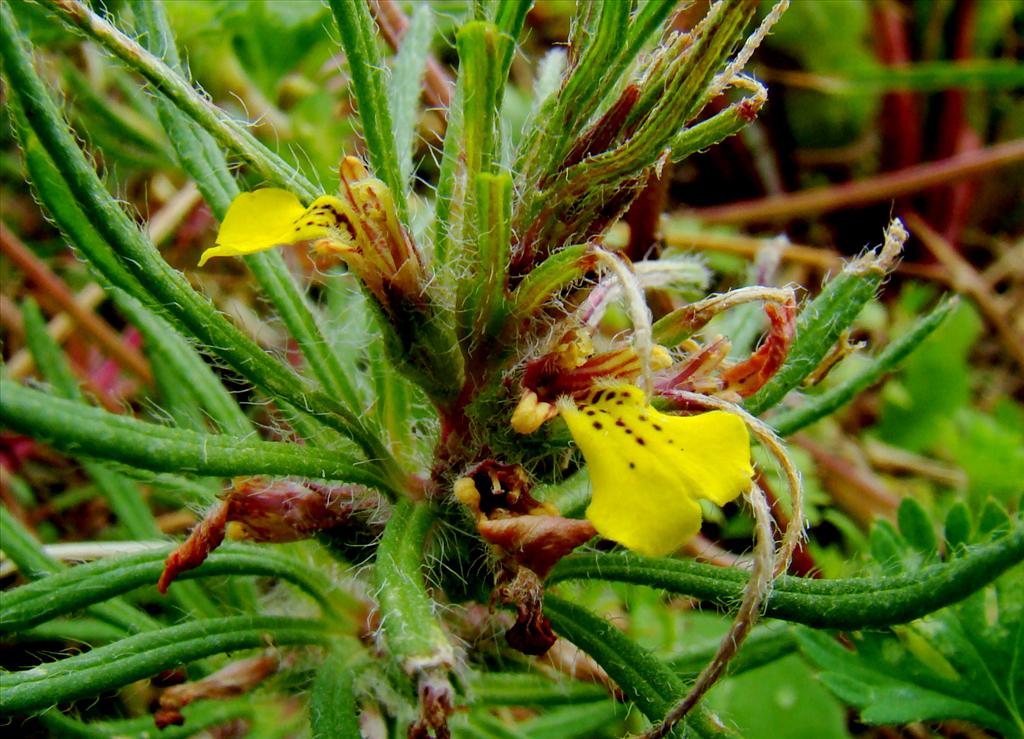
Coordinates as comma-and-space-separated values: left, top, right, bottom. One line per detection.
550, 526, 1024, 629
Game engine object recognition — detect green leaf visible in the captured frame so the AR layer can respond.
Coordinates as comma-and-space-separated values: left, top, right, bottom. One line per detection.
0, 542, 345, 633
0, 616, 329, 715
518, 700, 627, 739
747, 234, 902, 416
374, 501, 454, 676
948, 406, 1024, 506
36, 0, 318, 200
466, 672, 608, 707
388, 3, 434, 192
39, 699, 255, 739
0, 506, 159, 635
0, 8, 393, 469
543, 595, 722, 737
131, 0, 371, 427
708, 655, 848, 739
310, 651, 365, 738
897, 497, 938, 556
0, 380, 389, 490
771, 297, 956, 436
876, 299, 982, 452
944, 503, 973, 553
797, 510, 1024, 736
328, 0, 407, 222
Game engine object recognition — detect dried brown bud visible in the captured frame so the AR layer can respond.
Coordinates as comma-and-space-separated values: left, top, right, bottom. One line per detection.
154, 654, 278, 729
159, 477, 376, 592
478, 515, 596, 579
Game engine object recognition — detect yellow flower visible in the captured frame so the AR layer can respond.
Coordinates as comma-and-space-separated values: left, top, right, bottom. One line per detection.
198, 157, 422, 310
557, 384, 752, 557
198, 189, 350, 266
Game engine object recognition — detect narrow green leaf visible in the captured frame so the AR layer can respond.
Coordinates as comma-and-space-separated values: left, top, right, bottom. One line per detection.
388, 3, 434, 192
543, 596, 722, 736
510, 244, 595, 318
18, 302, 225, 620
1, 543, 345, 633
0, 616, 329, 715
746, 238, 900, 416
519, 700, 626, 739
18, 618, 126, 646
8, 95, 144, 299
670, 89, 763, 161
467, 672, 608, 707
493, 0, 531, 80
459, 171, 513, 345
328, 0, 408, 222
0, 9, 396, 472
944, 503, 972, 553
897, 498, 939, 556
310, 651, 365, 738
131, 0, 370, 425
516, 1, 631, 188
111, 289, 252, 435
458, 21, 511, 181
39, 700, 254, 739
375, 500, 454, 675
36, 0, 318, 200
432, 78, 465, 271
0, 507, 159, 634
665, 622, 796, 679
771, 297, 956, 436
0, 380, 389, 489
20, 298, 223, 629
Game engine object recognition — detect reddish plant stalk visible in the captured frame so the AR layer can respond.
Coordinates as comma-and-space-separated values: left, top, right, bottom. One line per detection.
688, 139, 1024, 224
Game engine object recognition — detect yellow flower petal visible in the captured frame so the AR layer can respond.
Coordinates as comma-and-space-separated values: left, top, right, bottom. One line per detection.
198, 190, 354, 266
559, 384, 752, 557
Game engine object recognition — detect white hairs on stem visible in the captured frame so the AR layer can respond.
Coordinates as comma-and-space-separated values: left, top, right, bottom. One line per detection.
593, 248, 655, 396
644, 481, 776, 738
670, 389, 805, 574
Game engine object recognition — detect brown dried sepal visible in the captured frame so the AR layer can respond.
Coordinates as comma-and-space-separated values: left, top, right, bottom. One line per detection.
408, 668, 456, 739
158, 500, 228, 594
499, 568, 557, 656
159, 477, 375, 593
477, 515, 596, 579
721, 297, 797, 397
153, 654, 278, 729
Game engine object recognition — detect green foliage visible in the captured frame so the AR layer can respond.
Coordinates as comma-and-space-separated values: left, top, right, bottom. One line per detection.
798, 500, 1024, 736
1, 0, 1021, 736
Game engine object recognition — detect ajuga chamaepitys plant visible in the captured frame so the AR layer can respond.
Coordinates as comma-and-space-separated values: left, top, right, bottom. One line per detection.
2, 1, 1022, 737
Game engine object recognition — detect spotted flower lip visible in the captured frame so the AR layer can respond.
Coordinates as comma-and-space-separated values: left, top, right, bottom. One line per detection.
557, 384, 753, 557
